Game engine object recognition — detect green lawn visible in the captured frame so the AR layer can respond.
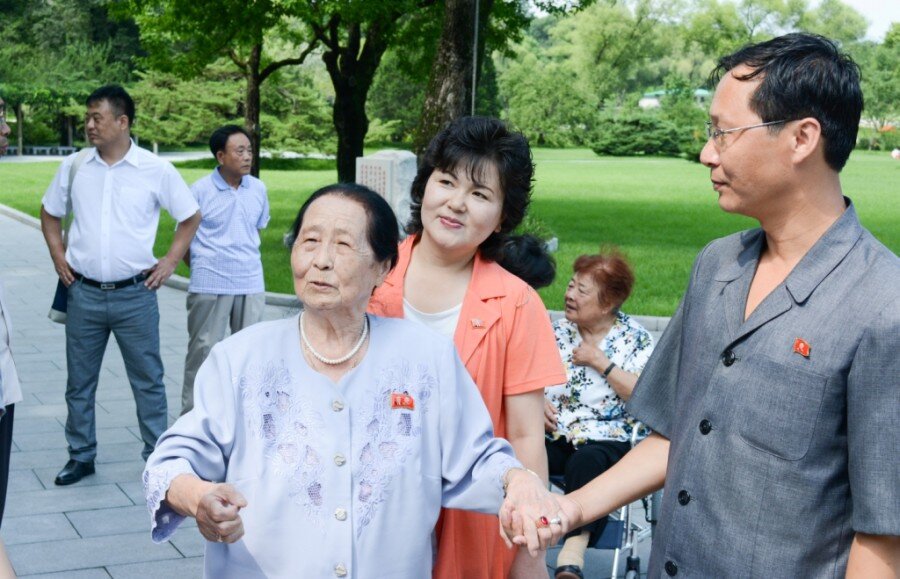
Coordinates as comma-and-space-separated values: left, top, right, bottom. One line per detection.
1, 149, 896, 316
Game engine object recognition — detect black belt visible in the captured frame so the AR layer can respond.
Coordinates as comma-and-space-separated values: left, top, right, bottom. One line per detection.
74, 272, 146, 290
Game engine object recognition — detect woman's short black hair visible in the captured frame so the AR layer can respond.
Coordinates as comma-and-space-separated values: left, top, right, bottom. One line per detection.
500, 235, 556, 289
290, 183, 400, 270
710, 32, 862, 172
209, 125, 251, 156
406, 116, 534, 263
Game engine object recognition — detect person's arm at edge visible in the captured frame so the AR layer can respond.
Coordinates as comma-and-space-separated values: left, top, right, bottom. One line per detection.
505, 389, 551, 577
40, 205, 74, 286
845, 533, 899, 578
145, 210, 200, 289
505, 390, 549, 484
506, 431, 669, 544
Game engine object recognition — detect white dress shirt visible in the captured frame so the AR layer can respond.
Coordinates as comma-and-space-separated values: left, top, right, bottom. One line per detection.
0, 278, 22, 413
42, 141, 199, 282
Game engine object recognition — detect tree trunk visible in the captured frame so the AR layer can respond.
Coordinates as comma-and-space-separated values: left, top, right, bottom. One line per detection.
414, 0, 484, 155
15, 103, 24, 156
245, 43, 263, 178
321, 21, 394, 183
330, 75, 369, 183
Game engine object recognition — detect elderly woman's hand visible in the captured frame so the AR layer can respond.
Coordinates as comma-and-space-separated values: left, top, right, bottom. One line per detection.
544, 398, 558, 433
166, 475, 248, 544
498, 469, 569, 556
572, 342, 609, 371
500, 488, 584, 556
195, 484, 248, 544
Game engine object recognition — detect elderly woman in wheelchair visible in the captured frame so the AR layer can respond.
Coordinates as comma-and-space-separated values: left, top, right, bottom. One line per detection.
544, 251, 655, 579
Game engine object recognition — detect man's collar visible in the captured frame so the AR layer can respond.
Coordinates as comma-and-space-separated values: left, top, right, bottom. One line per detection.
783, 198, 863, 303
88, 139, 140, 167
212, 167, 247, 191
715, 197, 863, 304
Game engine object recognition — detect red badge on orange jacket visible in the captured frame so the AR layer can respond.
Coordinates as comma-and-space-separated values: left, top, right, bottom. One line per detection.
391, 391, 415, 410
792, 338, 811, 358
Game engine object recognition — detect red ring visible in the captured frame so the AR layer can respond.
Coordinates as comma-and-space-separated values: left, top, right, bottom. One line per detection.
538, 516, 549, 528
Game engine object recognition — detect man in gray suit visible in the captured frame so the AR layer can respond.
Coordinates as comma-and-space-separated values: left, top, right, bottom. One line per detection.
502, 34, 899, 577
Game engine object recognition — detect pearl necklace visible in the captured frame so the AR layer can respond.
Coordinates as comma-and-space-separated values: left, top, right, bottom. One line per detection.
299, 311, 369, 365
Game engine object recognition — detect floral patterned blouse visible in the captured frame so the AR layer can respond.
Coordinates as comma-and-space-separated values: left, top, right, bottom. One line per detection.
546, 313, 655, 445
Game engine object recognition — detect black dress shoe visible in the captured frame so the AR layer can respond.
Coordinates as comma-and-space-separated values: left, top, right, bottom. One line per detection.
555, 565, 584, 579
54, 459, 95, 486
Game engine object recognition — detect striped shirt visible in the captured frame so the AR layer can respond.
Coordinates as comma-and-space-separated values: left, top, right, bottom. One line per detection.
188, 168, 270, 295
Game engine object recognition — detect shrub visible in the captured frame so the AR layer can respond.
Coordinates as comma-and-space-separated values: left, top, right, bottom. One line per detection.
591, 111, 682, 157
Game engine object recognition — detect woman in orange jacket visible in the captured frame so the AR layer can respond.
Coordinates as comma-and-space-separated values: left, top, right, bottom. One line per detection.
369, 117, 566, 578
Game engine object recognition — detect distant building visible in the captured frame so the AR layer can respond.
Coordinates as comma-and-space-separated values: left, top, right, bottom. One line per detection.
638, 88, 711, 109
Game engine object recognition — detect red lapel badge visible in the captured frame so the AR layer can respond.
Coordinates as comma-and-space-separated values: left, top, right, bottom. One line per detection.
471, 318, 484, 329
391, 391, 415, 410
792, 338, 811, 358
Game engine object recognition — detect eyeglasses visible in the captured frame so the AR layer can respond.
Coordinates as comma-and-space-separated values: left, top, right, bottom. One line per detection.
705, 119, 787, 146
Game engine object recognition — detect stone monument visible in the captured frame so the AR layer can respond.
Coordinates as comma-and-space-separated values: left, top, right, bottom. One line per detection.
356, 150, 417, 235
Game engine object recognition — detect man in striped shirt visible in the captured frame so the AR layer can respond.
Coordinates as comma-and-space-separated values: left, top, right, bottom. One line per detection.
181, 125, 270, 414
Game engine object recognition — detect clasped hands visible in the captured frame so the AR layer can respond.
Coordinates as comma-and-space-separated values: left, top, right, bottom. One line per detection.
498, 468, 584, 556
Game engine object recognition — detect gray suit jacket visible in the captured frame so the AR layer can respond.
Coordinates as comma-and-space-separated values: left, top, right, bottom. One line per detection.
628, 200, 899, 578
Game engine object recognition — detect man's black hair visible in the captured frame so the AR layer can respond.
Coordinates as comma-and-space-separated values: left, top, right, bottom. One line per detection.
86, 85, 136, 127
710, 33, 863, 171
209, 125, 251, 157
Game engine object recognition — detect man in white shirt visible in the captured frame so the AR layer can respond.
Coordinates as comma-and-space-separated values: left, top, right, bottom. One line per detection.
0, 96, 23, 530
180, 125, 269, 415
40, 85, 201, 486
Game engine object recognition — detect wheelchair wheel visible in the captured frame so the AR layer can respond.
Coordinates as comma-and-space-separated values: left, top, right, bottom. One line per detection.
624, 555, 640, 579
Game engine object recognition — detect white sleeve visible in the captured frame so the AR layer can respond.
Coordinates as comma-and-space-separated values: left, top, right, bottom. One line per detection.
158, 162, 200, 222
41, 155, 76, 217
143, 345, 237, 542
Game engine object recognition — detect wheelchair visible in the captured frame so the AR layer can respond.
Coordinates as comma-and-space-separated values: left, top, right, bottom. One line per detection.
548, 427, 660, 579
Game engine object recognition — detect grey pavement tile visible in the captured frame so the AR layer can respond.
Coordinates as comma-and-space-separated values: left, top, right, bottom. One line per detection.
15, 393, 43, 407
5, 483, 132, 518
32, 391, 66, 405
96, 441, 146, 464
18, 380, 66, 395
107, 555, 204, 579
9, 447, 69, 471
94, 410, 145, 429
5, 417, 60, 434
7, 469, 45, 492
18, 568, 111, 579
8, 531, 182, 575
13, 430, 66, 452
116, 481, 145, 506
96, 400, 137, 416
1, 513, 79, 545
65, 505, 151, 538
14, 403, 70, 419
33, 459, 145, 489
15, 359, 64, 374
95, 387, 138, 402
169, 527, 207, 557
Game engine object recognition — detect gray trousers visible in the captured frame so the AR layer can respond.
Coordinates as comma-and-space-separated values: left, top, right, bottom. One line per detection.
65, 281, 165, 462
181, 292, 265, 415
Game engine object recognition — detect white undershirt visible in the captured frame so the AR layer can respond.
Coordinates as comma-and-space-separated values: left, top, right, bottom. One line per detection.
403, 299, 462, 339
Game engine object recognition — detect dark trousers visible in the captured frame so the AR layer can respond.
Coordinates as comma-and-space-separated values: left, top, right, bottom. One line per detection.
0, 404, 14, 528
546, 437, 631, 547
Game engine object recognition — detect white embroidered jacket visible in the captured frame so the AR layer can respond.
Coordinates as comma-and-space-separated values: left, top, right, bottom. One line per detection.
143, 315, 518, 579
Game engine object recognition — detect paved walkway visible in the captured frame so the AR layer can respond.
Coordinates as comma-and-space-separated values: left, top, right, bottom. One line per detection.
0, 208, 651, 578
